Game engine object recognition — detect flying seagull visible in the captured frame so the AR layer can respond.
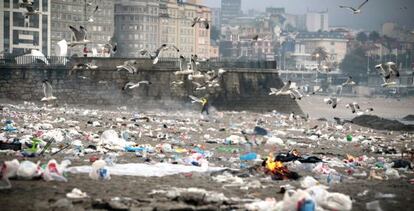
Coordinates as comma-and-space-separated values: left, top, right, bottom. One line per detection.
116, 60, 137, 74
339, 0, 369, 14
341, 76, 356, 86
375, 62, 400, 87
324, 97, 339, 109
269, 81, 303, 100
87, 6, 100, 22
139, 44, 180, 64
22, 3, 41, 18
41, 80, 57, 102
345, 102, 360, 113
189, 95, 203, 104
68, 26, 90, 47
18, 0, 33, 8
122, 81, 152, 90
191, 17, 209, 29
71, 60, 98, 70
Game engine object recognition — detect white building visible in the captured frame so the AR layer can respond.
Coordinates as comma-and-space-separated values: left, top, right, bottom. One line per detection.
1, 0, 51, 55
292, 32, 348, 70
306, 11, 328, 32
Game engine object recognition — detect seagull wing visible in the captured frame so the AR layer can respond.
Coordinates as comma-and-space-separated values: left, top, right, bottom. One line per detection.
123, 82, 136, 90
69, 26, 83, 41
26, 5, 34, 12
79, 26, 88, 40
357, 0, 369, 10
339, 5, 357, 12
189, 95, 202, 103
281, 81, 291, 92
93, 5, 99, 13
191, 17, 198, 27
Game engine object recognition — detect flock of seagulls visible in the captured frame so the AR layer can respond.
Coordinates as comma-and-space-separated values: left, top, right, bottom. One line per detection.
17, 0, 403, 118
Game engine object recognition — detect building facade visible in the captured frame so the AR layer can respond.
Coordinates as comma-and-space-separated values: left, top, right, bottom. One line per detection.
50, 0, 114, 56
306, 11, 328, 32
1, 0, 51, 55
115, 0, 211, 59
292, 32, 348, 70
221, 0, 241, 25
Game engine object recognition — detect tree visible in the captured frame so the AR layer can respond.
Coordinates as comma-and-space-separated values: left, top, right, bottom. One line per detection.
356, 32, 368, 43
210, 26, 220, 41
368, 31, 380, 42
340, 47, 368, 81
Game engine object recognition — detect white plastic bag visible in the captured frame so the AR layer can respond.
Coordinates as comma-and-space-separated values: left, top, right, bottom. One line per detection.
43, 159, 70, 182
17, 161, 42, 179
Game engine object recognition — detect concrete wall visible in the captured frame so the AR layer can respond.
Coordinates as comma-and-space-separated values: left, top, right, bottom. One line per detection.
0, 58, 303, 114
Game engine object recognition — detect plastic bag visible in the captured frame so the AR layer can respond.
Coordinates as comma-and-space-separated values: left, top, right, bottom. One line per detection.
43, 159, 70, 182
322, 192, 352, 211
17, 160, 42, 179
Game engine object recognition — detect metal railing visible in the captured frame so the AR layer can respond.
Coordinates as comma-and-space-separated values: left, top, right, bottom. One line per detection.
0, 55, 277, 70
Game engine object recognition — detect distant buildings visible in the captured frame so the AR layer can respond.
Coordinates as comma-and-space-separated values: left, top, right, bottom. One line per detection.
305, 10, 329, 32
292, 32, 348, 70
1, 0, 51, 55
50, 0, 114, 56
221, 0, 241, 25
114, 0, 212, 59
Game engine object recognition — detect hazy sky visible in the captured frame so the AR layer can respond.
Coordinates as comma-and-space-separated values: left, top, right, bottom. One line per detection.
202, 0, 414, 30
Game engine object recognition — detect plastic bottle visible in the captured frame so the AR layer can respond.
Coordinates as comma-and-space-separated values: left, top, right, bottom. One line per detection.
89, 160, 110, 180
240, 152, 257, 161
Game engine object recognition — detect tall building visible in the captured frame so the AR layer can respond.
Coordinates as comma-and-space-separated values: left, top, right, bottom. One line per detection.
50, 0, 114, 56
211, 8, 221, 29
221, 0, 241, 25
115, 0, 212, 59
306, 11, 328, 32
1, 0, 51, 55
114, 0, 160, 57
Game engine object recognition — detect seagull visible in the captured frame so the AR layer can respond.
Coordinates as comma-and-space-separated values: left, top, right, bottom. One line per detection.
339, 0, 369, 14
139, 44, 179, 64
171, 80, 184, 87
87, 6, 99, 22
191, 17, 209, 29
342, 76, 356, 86
23, 4, 42, 18
41, 80, 57, 102
192, 81, 207, 91
122, 81, 152, 90
71, 60, 98, 71
356, 107, 374, 116
269, 81, 303, 100
324, 97, 339, 109
18, 0, 33, 8
252, 34, 259, 41
346, 102, 360, 113
105, 43, 117, 55
375, 62, 400, 87
68, 26, 90, 47
189, 95, 203, 104
116, 60, 137, 74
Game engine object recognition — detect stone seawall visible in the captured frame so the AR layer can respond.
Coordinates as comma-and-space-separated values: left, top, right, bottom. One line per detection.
0, 58, 303, 114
